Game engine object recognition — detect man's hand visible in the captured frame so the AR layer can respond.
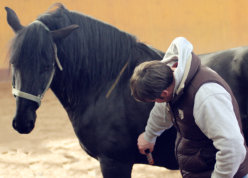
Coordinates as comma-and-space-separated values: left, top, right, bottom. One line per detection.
137, 132, 155, 155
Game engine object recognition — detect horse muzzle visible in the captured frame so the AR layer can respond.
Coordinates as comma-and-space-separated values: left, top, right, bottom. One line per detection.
12, 110, 37, 134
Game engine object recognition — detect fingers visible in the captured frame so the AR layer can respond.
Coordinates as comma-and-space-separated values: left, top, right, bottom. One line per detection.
137, 143, 148, 155
137, 132, 155, 155
137, 143, 154, 155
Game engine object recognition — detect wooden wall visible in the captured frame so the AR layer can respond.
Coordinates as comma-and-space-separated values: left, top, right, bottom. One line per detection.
1, 0, 248, 78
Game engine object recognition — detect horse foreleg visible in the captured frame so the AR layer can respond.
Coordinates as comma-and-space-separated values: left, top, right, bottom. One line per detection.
99, 156, 133, 178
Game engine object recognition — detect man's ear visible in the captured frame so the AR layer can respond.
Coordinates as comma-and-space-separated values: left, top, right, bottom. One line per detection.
160, 90, 169, 99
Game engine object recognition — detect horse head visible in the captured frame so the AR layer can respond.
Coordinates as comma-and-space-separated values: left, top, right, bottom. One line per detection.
5, 7, 78, 134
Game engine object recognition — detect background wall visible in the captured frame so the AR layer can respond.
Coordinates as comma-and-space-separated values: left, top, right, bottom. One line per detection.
1, 0, 248, 70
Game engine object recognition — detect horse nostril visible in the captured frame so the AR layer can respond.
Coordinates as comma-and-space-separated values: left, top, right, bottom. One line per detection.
12, 120, 17, 130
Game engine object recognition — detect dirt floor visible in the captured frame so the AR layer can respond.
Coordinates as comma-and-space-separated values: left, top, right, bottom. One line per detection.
0, 81, 181, 178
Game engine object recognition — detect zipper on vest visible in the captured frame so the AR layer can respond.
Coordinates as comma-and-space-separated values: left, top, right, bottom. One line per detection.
168, 103, 181, 133
175, 133, 182, 163
168, 103, 182, 163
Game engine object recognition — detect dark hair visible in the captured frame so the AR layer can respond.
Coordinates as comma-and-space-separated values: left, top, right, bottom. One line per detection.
130, 60, 173, 102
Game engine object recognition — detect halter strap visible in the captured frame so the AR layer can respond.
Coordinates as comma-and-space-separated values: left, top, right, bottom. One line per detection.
12, 88, 42, 104
12, 20, 63, 106
31, 20, 63, 71
53, 44, 63, 71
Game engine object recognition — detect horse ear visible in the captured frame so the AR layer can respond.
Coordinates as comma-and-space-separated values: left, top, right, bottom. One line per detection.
51, 24, 79, 41
5, 7, 24, 33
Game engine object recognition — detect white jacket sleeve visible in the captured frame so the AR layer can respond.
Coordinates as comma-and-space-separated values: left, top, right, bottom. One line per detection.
194, 83, 246, 178
144, 102, 173, 143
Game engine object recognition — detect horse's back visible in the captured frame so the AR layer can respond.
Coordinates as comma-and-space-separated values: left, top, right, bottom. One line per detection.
199, 46, 248, 144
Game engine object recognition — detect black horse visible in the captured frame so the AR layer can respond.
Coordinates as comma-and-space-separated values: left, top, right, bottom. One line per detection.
5, 3, 248, 178
5, 4, 178, 178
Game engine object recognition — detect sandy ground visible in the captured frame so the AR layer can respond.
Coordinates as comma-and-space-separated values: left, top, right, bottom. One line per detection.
0, 81, 181, 178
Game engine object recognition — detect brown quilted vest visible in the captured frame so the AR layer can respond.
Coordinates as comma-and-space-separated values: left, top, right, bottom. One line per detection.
169, 53, 248, 178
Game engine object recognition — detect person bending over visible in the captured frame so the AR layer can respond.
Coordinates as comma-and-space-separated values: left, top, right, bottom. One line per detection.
130, 37, 248, 178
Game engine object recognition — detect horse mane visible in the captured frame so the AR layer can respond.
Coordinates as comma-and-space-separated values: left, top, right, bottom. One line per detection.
9, 3, 162, 91
38, 4, 143, 85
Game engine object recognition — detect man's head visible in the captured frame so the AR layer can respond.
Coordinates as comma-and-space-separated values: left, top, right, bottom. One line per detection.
130, 60, 174, 103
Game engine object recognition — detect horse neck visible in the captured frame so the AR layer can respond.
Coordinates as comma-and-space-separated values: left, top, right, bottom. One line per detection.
49, 42, 163, 113
50, 68, 88, 112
